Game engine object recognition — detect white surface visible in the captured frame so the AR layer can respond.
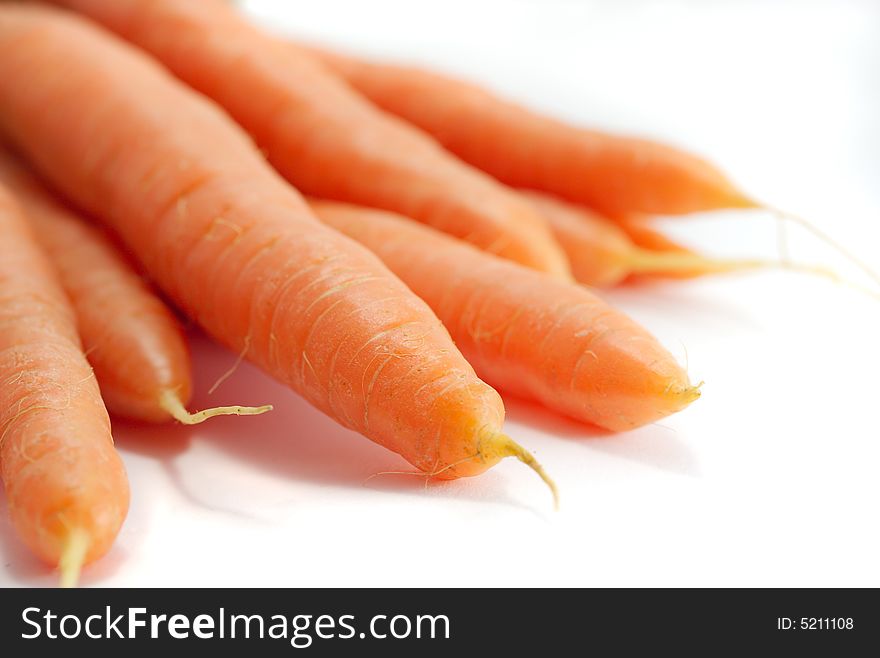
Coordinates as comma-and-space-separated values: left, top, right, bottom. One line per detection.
2, 0, 879, 587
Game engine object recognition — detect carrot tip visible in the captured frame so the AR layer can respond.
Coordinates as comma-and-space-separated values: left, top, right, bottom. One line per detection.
628, 243, 879, 300
764, 205, 880, 291
58, 527, 89, 589
159, 389, 272, 425
495, 434, 559, 510
626, 248, 770, 278
680, 381, 703, 406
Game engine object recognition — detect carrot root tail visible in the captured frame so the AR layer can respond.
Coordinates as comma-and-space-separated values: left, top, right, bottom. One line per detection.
58, 527, 89, 588
626, 248, 838, 281
494, 434, 559, 510
159, 389, 272, 425
627, 245, 880, 300
766, 206, 880, 288
626, 248, 765, 277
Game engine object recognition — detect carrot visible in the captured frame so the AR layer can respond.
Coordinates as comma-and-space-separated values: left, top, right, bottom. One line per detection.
0, 5, 554, 499
301, 44, 880, 291
523, 190, 633, 287
308, 199, 701, 431
295, 46, 754, 219
522, 191, 762, 285
0, 147, 271, 424
48, 0, 571, 280
0, 181, 129, 587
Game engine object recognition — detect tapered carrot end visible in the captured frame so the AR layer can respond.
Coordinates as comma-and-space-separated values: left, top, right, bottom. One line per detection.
626, 245, 865, 295
626, 248, 769, 279
58, 527, 90, 589
677, 381, 703, 408
159, 389, 272, 425
493, 434, 559, 510
729, 193, 763, 210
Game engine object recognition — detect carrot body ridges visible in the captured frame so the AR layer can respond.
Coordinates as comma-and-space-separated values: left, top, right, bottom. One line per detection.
0, 182, 129, 570
310, 199, 699, 431
0, 4, 537, 483
0, 148, 274, 424
52, 0, 571, 279
0, 148, 194, 421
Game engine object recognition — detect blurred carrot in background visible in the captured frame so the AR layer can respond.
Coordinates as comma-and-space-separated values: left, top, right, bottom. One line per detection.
299, 44, 879, 291
523, 191, 761, 285
49, 0, 572, 279
298, 46, 755, 219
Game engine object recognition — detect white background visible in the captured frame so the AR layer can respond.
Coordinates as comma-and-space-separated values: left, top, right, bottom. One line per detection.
2, 0, 879, 587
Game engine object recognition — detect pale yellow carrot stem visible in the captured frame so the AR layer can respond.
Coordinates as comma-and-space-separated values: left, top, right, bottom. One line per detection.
159, 389, 272, 425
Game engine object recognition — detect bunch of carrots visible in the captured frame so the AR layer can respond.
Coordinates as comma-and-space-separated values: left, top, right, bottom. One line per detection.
0, 0, 852, 587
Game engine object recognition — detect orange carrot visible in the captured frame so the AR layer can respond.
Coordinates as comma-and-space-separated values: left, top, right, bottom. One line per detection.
297, 46, 755, 219
0, 181, 129, 586
299, 44, 880, 292
0, 147, 271, 424
309, 199, 701, 431
523, 191, 759, 285
49, 0, 571, 280
523, 190, 634, 287
0, 5, 554, 498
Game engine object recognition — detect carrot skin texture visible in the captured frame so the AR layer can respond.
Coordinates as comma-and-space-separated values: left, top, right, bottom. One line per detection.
0, 184, 129, 567
49, 0, 571, 280
303, 47, 754, 219
0, 149, 192, 422
0, 5, 512, 479
310, 200, 699, 431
